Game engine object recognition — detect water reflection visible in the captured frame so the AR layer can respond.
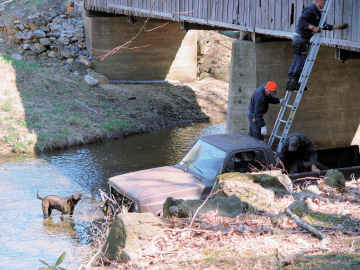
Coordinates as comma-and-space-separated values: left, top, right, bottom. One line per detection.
41, 123, 226, 198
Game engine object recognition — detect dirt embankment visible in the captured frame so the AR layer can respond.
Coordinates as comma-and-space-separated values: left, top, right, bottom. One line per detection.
0, 0, 231, 158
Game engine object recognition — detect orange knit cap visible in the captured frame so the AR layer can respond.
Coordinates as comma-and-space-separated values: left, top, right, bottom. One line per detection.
265, 81, 277, 91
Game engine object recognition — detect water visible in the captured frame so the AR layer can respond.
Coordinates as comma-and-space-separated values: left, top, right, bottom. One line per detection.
0, 122, 226, 270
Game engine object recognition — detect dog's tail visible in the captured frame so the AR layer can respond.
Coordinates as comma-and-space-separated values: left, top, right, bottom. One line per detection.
36, 191, 43, 200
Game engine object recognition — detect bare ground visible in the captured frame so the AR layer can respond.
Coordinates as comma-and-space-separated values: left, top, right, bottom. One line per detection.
0, 49, 228, 158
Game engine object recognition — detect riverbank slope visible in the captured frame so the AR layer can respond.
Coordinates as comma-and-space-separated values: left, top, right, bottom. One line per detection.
0, 0, 229, 158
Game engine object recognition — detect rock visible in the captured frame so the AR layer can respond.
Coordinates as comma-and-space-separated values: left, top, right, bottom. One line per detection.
288, 200, 310, 217
11, 53, 23, 61
163, 195, 252, 218
40, 26, 50, 33
39, 38, 51, 46
31, 43, 47, 54
56, 36, 70, 46
66, 58, 74, 65
31, 29, 46, 39
15, 32, 25, 42
87, 69, 109, 84
48, 31, 61, 38
60, 47, 74, 58
324, 169, 346, 190
78, 55, 92, 67
47, 51, 58, 58
49, 37, 57, 42
49, 23, 63, 32
64, 64, 72, 72
250, 170, 293, 194
84, 74, 99, 86
16, 24, 25, 31
306, 185, 322, 195
103, 213, 167, 263
22, 44, 31, 50
217, 172, 292, 212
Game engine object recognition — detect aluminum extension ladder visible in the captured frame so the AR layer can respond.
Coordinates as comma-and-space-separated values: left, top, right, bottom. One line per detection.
268, 0, 333, 153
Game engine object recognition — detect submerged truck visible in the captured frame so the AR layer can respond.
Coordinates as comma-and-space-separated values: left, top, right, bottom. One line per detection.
108, 134, 360, 216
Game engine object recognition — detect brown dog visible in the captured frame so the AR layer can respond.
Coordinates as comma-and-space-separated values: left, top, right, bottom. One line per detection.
37, 192, 82, 218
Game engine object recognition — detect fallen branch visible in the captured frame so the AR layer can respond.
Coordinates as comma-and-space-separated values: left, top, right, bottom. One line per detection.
145, 22, 169, 32
189, 181, 217, 228
77, 248, 102, 270
285, 208, 327, 240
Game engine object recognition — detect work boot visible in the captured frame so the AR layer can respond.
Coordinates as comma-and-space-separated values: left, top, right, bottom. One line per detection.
297, 83, 308, 91
287, 76, 308, 92
286, 77, 298, 91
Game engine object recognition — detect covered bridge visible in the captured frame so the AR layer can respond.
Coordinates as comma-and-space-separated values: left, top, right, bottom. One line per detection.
84, 0, 360, 51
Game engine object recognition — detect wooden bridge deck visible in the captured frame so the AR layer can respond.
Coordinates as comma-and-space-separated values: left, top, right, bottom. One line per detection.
84, 0, 360, 51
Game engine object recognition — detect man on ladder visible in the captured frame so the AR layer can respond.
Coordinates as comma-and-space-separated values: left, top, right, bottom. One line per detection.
268, 0, 349, 153
286, 0, 348, 91
248, 81, 285, 140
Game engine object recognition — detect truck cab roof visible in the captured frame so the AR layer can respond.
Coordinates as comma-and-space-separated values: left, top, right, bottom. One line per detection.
201, 134, 272, 153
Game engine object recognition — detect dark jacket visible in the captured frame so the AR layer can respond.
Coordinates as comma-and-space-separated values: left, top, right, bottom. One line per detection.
296, 3, 322, 40
279, 133, 317, 170
248, 85, 280, 127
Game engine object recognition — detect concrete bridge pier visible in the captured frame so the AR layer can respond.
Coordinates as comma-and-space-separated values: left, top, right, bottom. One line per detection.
227, 39, 360, 148
82, 11, 197, 82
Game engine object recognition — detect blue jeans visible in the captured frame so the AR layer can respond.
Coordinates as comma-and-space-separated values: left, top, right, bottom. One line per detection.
248, 119, 263, 140
288, 36, 310, 78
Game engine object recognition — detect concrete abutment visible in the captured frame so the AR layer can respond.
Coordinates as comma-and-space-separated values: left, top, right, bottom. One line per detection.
82, 10, 197, 82
227, 40, 360, 148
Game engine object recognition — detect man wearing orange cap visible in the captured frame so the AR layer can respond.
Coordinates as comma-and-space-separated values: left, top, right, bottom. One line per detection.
248, 81, 284, 140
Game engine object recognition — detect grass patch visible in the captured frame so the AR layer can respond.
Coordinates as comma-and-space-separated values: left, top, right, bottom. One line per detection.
283, 254, 360, 270
302, 212, 347, 228
102, 119, 128, 131
3, 133, 20, 144
12, 141, 27, 153
0, 55, 39, 71
1, 100, 13, 112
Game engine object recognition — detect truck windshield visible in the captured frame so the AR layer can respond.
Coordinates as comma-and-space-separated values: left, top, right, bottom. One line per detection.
179, 140, 226, 181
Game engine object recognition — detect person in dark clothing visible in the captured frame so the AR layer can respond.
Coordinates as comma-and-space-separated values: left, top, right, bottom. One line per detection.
248, 81, 284, 140
278, 133, 320, 173
287, 0, 348, 91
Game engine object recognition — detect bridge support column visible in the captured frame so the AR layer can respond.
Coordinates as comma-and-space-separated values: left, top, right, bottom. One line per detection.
227, 40, 360, 148
83, 11, 197, 82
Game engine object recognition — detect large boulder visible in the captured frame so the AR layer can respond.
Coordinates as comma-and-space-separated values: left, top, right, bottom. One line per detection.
102, 213, 167, 263
163, 195, 252, 218
216, 172, 292, 212
324, 169, 346, 190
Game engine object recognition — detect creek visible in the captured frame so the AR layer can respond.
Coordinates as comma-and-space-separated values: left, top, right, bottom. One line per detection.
0, 122, 225, 270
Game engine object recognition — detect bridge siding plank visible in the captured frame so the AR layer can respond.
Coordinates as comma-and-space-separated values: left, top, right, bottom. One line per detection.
327, 0, 336, 40
344, 0, 353, 41
227, 0, 233, 24
353, 0, 360, 42
256, 0, 261, 29
246, 0, 251, 27
232, 0, 238, 25
334, 0, 343, 40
